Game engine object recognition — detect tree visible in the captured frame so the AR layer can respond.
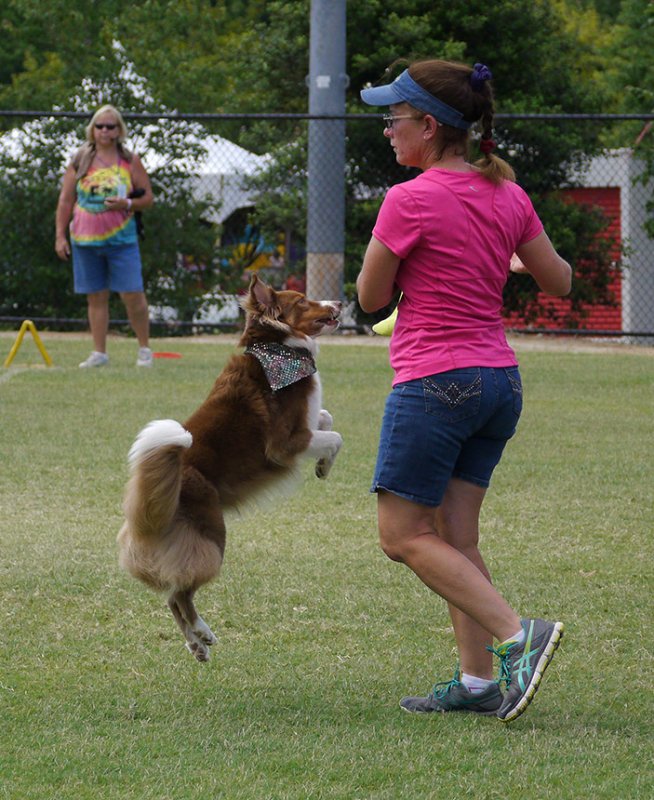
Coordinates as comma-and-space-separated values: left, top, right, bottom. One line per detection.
611, 0, 654, 124
0, 0, 127, 111
550, 0, 619, 103
608, 0, 654, 237
0, 1, 267, 116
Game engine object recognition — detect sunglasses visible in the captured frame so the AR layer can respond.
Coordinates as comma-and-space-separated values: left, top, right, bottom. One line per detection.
94, 123, 117, 130
382, 113, 424, 129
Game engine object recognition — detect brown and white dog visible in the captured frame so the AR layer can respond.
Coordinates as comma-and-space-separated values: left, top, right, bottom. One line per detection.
117, 275, 343, 661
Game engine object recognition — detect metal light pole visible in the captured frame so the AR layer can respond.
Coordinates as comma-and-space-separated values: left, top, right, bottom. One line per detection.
305, 0, 347, 300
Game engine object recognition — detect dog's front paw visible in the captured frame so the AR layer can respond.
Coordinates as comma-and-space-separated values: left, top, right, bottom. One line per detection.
318, 409, 334, 431
315, 431, 343, 479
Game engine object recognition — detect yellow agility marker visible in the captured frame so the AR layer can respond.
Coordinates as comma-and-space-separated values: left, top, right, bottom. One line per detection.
371, 294, 402, 336
3, 320, 54, 368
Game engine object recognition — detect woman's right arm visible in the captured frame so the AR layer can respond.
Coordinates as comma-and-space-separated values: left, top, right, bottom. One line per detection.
514, 231, 572, 296
54, 165, 77, 260
356, 236, 401, 313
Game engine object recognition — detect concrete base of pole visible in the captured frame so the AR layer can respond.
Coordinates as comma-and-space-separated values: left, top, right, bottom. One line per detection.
306, 252, 344, 300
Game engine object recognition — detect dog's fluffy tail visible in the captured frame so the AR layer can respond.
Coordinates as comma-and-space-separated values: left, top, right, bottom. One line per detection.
123, 419, 193, 538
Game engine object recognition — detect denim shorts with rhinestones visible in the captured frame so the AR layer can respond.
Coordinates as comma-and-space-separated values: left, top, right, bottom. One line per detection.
371, 367, 523, 507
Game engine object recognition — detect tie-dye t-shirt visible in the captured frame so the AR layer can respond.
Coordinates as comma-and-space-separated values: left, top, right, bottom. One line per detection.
70, 157, 137, 247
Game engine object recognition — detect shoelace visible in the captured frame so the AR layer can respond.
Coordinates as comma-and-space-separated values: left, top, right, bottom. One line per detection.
431, 674, 463, 699
487, 643, 513, 687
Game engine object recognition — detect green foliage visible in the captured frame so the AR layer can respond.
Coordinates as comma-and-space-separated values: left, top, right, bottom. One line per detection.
0, 0, 124, 110
225, 0, 310, 114
551, 1, 619, 106
612, 0, 654, 114
610, 0, 654, 172
0, 118, 79, 318
113, 1, 234, 114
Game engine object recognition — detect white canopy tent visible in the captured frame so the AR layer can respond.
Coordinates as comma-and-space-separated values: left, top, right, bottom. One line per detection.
140, 132, 270, 225
189, 135, 269, 224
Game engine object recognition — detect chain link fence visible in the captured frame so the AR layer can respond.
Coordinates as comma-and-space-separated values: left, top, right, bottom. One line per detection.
0, 110, 653, 339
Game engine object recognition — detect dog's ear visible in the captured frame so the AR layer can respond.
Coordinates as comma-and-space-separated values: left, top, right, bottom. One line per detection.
249, 274, 277, 311
239, 273, 281, 324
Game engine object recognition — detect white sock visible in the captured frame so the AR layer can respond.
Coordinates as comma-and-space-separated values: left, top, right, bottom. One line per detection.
501, 627, 526, 647
461, 672, 496, 694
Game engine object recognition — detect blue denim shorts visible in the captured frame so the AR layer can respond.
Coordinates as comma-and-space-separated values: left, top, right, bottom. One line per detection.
72, 242, 144, 294
372, 367, 523, 507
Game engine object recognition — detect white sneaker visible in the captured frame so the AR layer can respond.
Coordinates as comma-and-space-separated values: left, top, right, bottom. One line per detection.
79, 351, 109, 368
136, 346, 153, 367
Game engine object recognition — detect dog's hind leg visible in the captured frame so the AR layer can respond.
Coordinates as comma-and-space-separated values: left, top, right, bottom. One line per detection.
168, 589, 217, 662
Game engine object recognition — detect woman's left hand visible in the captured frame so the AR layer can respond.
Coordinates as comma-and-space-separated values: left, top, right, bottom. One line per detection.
104, 196, 131, 211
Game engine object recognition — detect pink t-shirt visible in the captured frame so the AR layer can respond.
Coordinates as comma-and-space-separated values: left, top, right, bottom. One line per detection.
372, 168, 543, 385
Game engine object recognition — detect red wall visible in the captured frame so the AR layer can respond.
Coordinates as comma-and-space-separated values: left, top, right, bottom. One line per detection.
505, 187, 622, 331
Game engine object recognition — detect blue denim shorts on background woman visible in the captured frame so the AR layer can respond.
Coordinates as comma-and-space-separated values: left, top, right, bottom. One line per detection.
371, 367, 523, 507
72, 242, 144, 294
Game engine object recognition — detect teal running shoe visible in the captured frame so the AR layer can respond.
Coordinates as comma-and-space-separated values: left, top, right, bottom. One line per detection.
493, 618, 564, 723
400, 669, 503, 715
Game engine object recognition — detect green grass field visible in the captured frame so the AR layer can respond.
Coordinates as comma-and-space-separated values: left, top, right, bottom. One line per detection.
1, 333, 652, 800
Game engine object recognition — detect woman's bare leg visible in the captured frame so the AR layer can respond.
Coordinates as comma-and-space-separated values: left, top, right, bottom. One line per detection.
435, 479, 496, 679
377, 488, 520, 650
86, 289, 110, 352
120, 291, 150, 348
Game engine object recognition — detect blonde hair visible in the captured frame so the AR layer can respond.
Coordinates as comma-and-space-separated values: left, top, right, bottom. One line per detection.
72, 105, 133, 179
85, 104, 128, 144
409, 59, 515, 184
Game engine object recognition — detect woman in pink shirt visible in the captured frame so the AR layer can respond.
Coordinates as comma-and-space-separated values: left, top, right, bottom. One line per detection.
357, 60, 572, 722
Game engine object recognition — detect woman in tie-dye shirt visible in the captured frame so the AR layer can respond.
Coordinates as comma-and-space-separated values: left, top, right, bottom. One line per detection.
55, 104, 155, 368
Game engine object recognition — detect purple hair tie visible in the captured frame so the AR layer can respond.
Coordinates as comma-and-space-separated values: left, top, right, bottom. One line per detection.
471, 63, 492, 91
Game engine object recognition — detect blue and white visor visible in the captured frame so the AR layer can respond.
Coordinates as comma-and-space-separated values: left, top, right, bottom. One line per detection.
360, 69, 471, 130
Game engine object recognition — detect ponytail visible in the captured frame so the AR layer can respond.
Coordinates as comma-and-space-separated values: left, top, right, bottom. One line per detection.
473, 108, 515, 183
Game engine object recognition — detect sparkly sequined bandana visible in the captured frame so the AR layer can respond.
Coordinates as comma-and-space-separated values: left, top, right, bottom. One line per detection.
245, 341, 316, 391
